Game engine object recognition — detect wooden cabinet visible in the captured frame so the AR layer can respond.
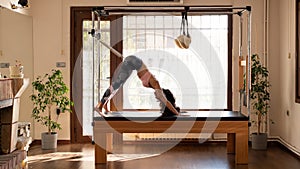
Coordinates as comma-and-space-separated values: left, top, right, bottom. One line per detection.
0, 78, 29, 154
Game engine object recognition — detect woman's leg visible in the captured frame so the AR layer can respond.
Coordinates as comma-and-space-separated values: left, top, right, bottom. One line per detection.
97, 55, 143, 112
111, 55, 143, 89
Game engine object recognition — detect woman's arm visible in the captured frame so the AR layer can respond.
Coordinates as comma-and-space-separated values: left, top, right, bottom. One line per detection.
138, 63, 180, 115
154, 89, 179, 115
149, 76, 179, 115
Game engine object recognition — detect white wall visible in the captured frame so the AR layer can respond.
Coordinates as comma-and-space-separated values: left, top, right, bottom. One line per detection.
30, 0, 70, 139
268, 0, 282, 139
0, 6, 34, 133
269, 0, 300, 153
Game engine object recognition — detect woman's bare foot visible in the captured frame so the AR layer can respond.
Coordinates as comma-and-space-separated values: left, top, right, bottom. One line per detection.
103, 102, 109, 112
95, 102, 110, 116
95, 102, 105, 116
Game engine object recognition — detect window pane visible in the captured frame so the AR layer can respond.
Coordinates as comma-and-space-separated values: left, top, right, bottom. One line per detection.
122, 15, 228, 109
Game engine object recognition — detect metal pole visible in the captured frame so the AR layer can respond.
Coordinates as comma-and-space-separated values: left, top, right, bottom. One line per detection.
238, 12, 243, 113
103, 6, 250, 10
92, 11, 95, 31
91, 10, 95, 143
97, 15, 101, 105
239, 13, 243, 58
101, 11, 243, 15
190, 6, 250, 10
247, 8, 252, 116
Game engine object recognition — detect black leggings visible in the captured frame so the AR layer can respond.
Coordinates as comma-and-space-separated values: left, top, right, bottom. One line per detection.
100, 55, 143, 104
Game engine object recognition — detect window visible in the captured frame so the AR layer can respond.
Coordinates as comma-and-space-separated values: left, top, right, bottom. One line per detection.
122, 15, 230, 110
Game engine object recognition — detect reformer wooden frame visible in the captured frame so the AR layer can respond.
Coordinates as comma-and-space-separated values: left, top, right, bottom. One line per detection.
93, 111, 249, 164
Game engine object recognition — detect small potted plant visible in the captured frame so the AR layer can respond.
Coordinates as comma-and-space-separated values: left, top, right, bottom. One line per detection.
9, 60, 24, 78
30, 69, 73, 149
250, 54, 270, 150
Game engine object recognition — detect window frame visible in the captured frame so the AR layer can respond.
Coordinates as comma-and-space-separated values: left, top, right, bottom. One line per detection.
118, 12, 233, 111
296, 0, 300, 103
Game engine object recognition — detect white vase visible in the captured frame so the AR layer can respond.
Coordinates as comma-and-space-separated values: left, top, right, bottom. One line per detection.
41, 132, 58, 149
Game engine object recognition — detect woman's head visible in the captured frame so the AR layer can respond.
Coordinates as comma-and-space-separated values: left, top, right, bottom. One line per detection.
160, 88, 180, 116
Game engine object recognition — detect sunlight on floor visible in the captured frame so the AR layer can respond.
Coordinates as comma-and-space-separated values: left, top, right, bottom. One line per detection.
27, 152, 86, 163
107, 153, 160, 162
27, 152, 161, 163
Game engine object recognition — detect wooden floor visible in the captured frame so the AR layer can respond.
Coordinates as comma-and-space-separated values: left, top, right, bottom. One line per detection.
27, 141, 300, 169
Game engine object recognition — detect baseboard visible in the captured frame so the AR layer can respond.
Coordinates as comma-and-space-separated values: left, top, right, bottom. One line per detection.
31, 140, 71, 146
268, 136, 300, 158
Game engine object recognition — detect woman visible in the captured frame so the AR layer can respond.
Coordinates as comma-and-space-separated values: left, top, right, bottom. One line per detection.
95, 55, 179, 116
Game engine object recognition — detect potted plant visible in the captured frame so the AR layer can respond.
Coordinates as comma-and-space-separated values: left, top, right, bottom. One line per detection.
30, 69, 73, 149
250, 54, 270, 150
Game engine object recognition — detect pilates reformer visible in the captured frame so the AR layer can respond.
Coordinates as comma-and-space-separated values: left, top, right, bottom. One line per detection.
89, 6, 252, 165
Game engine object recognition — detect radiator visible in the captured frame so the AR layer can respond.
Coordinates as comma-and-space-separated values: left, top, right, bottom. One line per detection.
123, 133, 226, 142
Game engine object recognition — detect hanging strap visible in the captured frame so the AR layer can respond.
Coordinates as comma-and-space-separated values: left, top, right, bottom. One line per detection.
185, 12, 190, 37
180, 12, 186, 35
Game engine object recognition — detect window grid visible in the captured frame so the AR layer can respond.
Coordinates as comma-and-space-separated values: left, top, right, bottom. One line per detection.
122, 15, 228, 110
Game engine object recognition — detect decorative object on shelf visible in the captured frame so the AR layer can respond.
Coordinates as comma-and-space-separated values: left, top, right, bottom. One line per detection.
9, 60, 24, 78
30, 69, 73, 149
250, 54, 271, 150
16, 122, 32, 152
11, 0, 30, 9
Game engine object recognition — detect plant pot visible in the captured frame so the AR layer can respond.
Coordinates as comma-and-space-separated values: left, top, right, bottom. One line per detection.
41, 132, 57, 149
251, 133, 267, 150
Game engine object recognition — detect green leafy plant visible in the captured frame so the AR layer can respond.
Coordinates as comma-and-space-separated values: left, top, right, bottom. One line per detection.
250, 54, 270, 134
30, 69, 73, 134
